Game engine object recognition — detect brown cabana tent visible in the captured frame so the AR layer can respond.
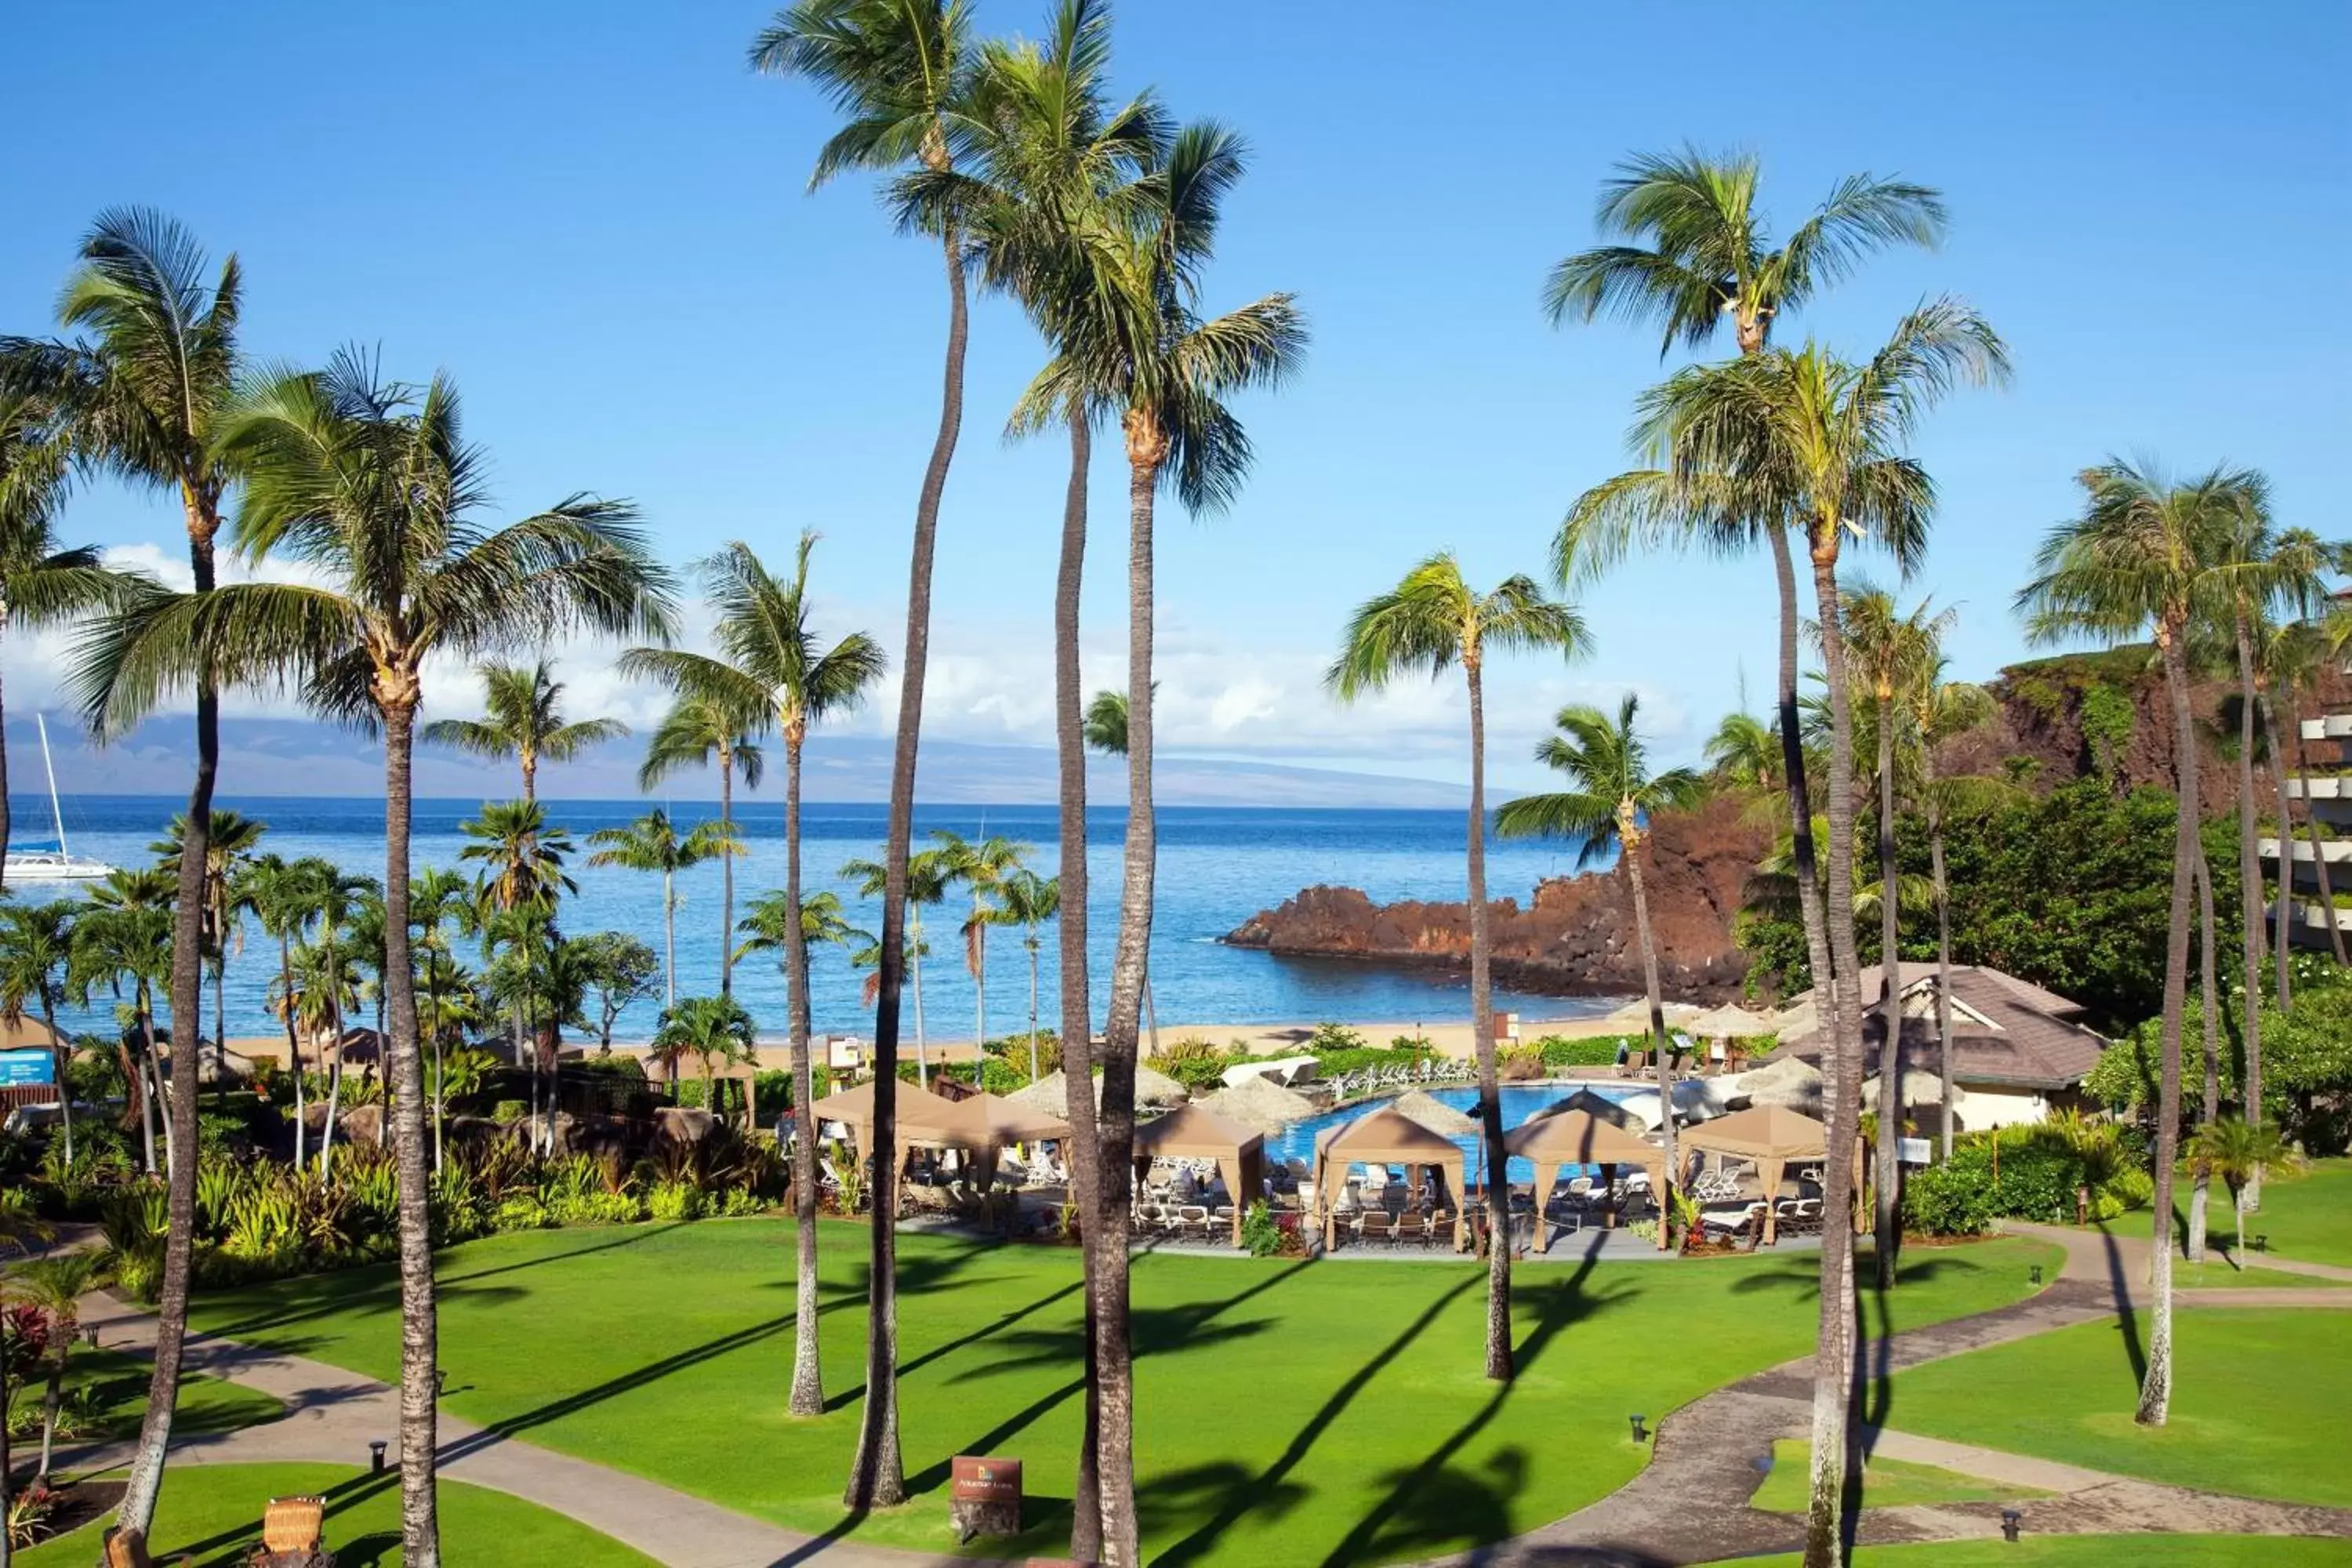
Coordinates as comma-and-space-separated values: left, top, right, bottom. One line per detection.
1314, 1108, 1467, 1251
1677, 1103, 1858, 1245
1132, 1102, 1265, 1245
1505, 1109, 1671, 1250
964, 1092, 1073, 1189
1526, 1087, 1646, 1131
806, 1080, 984, 1170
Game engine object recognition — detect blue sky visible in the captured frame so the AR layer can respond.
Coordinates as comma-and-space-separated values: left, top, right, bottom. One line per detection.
6, 0, 2348, 799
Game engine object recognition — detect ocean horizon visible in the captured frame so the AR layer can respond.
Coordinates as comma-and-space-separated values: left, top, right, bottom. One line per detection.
14, 793, 1620, 1045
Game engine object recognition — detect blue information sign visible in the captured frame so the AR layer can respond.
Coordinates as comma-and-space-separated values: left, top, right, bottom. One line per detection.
0, 1048, 55, 1087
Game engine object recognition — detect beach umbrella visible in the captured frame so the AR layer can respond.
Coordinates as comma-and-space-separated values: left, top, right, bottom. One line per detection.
1390, 1088, 1478, 1138
1011, 1066, 1190, 1120
1726, 1055, 1822, 1113
1203, 1074, 1318, 1137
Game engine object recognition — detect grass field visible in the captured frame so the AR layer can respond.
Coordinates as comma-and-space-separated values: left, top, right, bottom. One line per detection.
17, 1463, 658, 1567
2166, 1257, 2350, 1290
16, 1347, 285, 1447
2165, 1158, 2352, 1269
1747, 1439, 2043, 1513
1730, 1537, 2352, 1566
1883, 1309, 2352, 1507
186, 1219, 2057, 1566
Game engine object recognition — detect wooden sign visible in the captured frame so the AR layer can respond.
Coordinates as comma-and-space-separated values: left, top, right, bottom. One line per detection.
949, 1454, 1022, 1541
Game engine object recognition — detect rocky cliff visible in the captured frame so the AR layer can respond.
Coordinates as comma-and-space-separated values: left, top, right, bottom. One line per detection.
1222, 792, 1769, 1005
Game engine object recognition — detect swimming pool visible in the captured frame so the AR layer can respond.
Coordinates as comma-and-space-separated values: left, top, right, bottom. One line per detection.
1267, 1082, 1642, 1187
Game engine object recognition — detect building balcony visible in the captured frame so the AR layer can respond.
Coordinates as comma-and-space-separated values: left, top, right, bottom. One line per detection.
2269, 898, 2352, 948
2286, 776, 2352, 800
2301, 714, 2352, 742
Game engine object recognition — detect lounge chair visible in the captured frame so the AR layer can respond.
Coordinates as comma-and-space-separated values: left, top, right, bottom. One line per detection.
1701, 1202, 1767, 1242
1392, 1212, 1428, 1248
1176, 1203, 1211, 1241
1210, 1204, 1236, 1242
1358, 1211, 1394, 1247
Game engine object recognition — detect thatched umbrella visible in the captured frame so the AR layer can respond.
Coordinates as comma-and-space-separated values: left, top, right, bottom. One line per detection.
1011, 1066, 1190, 1120
1007, 1070, 1073, 1118
1203, 1074, 1318, 1138
1390, 1088, 1477, 1138
1688, 1004, 1778, 1038
1727, 1055, 1822, 1114
1134, 1064, 1190, 1108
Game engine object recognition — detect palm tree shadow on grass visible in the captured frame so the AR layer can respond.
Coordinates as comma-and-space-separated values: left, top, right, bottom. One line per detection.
71, 1467, 406, 1567
1301, 1250, 1616, 1568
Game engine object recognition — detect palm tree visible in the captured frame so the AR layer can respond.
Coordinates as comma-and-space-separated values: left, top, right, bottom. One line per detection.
930, 829, 1027, 1055
74, 350, 673, 1565
3, 209, 244, 1544
72, 867, 176, 1177
1703, 708, 1780, 794
751, 0, 981, 1508
0, 392, 135, 897
1082, 686, 1163, 1054
1328, 553, 1584, 1381
151, 807, 267, 1100
1497, 693, 1701, 1243
637, 694, 765, 989
409, 865, 476, 1171
648, 994, 757, 1127
2018, 459, 2259, 1427
422, 659, 626, 803
235, 854, 326, 1165
841, 848, 952, 1086
1905, 662, 2002, 1157
586, 810, 742, 1010
2184, 1116, 2290, 1256
999, 869, 1060, 1081
1639, 302, 2005, 1550
0, 900, 78, 1163
1830, 586, 1951, 1284
303, 866, 377, 1178
1, 1250, 103, 1487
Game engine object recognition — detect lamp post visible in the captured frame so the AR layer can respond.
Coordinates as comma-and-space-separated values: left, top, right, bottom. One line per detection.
2001, 1508, 2022, 1542
1629, 1414, 1649, 1443
369, 1439, 388, 1474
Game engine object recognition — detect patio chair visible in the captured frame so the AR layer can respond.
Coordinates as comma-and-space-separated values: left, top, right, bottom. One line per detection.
1358, 1211, 1394, 1247
1701, 1202, 1766, 1242
250, 1495, 332, 1567
1134, 1203, 1164, 1236
1392, 1212, 1428, 1248
1210, 1205, 1236, 1242
1176, 1203, 1211, 1241
1565, 1176, 1595, 1205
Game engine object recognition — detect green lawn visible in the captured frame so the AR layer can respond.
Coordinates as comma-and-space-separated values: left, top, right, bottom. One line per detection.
1748, 1439, 2043, 1512
18, 1463, 658, 1567
2168, 1258, 2350, 1290
1882, 1309, 2352, 1507
10, 1348, 284, 1446
1730, 1537, 2352, 1566
186, 1219, 2057, 1566
2168, 1157, 2352, 1269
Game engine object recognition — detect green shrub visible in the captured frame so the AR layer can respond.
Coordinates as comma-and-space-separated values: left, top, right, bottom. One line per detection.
1902, 1120, 2151, 1236
1535, 1033, 1627, 1069
491, 1099, 527, 1123
1308, 1021, 1369, 1051
1240, 1200, 1283, 1258
648, 1179, 703, 1222
493, 1195, 553, 1232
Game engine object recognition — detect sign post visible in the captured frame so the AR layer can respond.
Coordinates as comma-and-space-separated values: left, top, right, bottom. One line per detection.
949, 1454, 1022, 1542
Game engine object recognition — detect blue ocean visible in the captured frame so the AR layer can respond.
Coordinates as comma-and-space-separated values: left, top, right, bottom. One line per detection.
18, 796, 1620, 1044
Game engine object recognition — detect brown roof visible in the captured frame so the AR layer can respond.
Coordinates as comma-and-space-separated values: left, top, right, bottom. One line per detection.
1134, 1102, 1263, 1160
1680, 1105, 1828, 1161
1773, 966, 2106, 1091
1505, 1109, 1659, 1167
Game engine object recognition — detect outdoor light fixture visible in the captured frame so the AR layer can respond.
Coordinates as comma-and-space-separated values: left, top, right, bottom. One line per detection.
2001, 1509, 2022, 1543
434, 1369, 448, 1398
1629, 1414, 1649, 1443
369, 1440, 388, 1475
2029, 1265, 2044, 1285
82, 1327, 100, 1349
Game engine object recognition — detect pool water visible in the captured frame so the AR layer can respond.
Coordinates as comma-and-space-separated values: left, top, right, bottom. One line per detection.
1268, 1082, 1641, 1188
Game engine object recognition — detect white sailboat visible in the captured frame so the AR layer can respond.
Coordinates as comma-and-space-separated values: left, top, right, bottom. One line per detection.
5, 714, 114, 882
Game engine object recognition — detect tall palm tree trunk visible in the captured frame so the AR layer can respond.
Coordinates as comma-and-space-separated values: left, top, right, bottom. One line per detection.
114, 511, 220, 1548
2263, 684, 2297, 1010
910, 909, 928, 1090
1769, 525, 1838, 1033
282, 935, 306, 1168
1920, 744, 1958, 1158
2188, 849, 2221, 1264
784, 731, 825, 1417
2138, 626, 2198, 1425
1025, 937, 1040, 1080
1054, 413, 1104, 1564
378, 703, 441, 1563
1624, 833, 1675, 1253
844, 225, 970, 1516
1802, 547, 1866, 1568
1084, 433, 1157, 1567
2233, 619, 2266, 1210
720, 749, 737, 998
662, 866, 677, 1010
0, 647, 11, 900
123, 1033, 152, 1175
44, 997, 71, 1167
38, 1340, 67, 1486
1465, 656, 1512, 1376
1873, 691, 1904, 1288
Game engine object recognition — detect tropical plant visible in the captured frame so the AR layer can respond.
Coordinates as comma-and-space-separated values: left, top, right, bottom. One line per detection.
69, 866, 175, 1177
2017, 458, 2260, 1427
1830, 584, 1951, 1283
408, 864, 477, 1171
637, 695, 764, 988
648, 995, 758, 1131
750, 0, 982, 1508
3, 207, 245, 1546
1906, 660, 2005, 1156
568, 931, 661, 1054
1497, 692, 1702, 1234
840, 848, 952, 1083
586, 810, 740, 1010
999, 869, 1060, 1082
0, 902, 77, 1163
0, 391, 135, 899
929, 829, 1028, 1061
1329, 552, 1584, 1382
422, 658, 626, 803
0, 1252, 101, 1486
2184, 1116, 2292, 1250
1703, 707, 1780, 794
151, 807, 267, 1098
236, 854, 329, 1166
73, 347, 674, 1564
1082, 685, 1163, 1053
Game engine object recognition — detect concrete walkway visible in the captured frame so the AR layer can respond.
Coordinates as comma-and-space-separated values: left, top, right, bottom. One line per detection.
61, 1293, 996, 1568
1412, 1230, 2352, 1566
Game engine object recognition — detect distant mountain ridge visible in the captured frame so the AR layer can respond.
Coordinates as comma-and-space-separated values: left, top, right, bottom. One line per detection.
31, 714, 1468, 809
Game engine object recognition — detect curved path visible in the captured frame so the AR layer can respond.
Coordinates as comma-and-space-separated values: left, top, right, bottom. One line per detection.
1411, 1223, 2352, 1567
51, 1225, 2352, 1568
